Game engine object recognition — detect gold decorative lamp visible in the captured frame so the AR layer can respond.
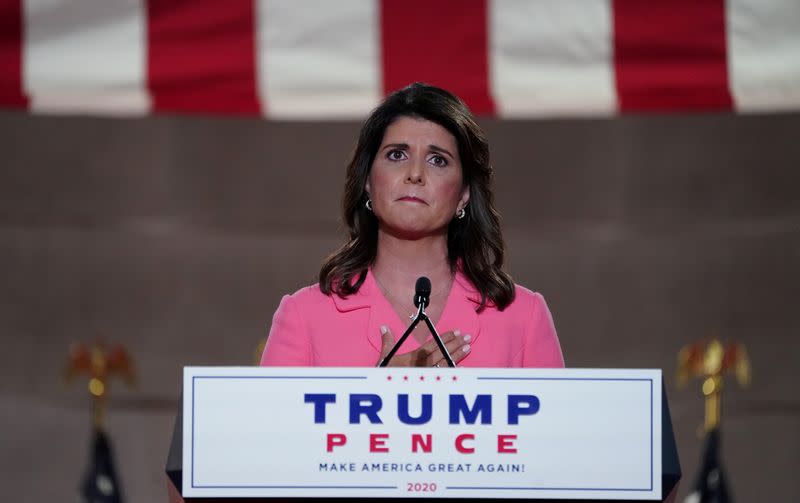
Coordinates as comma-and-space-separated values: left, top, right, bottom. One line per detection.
678, 337, 750, 502
677, 338, 750, 432
64, 342, 136, 428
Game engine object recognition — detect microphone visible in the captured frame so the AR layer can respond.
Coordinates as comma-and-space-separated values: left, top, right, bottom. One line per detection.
377, 275, 455, 368
414, 276, 431, 308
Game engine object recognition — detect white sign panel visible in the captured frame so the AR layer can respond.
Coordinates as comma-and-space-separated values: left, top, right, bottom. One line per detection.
183, 367, 662, 500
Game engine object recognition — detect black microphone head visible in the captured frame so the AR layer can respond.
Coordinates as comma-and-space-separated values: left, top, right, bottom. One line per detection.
414, 276, 431, 308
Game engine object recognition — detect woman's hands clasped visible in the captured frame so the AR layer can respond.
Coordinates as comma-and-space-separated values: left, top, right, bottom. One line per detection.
377, 325, 471, 367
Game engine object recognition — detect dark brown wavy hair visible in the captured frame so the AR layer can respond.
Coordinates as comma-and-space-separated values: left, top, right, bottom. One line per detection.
319, 83, 514, 311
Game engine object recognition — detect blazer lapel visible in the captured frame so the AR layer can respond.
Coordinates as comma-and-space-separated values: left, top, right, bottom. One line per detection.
437, 270, 482, 349
330, 270, 390, 355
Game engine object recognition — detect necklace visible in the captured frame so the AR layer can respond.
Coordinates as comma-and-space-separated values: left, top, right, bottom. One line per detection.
373, 270, 454, 319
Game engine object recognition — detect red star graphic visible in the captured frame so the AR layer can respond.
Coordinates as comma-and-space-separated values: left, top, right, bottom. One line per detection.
403, 375, 408, 381
436, 376, 441, 381
387, 376, 392, 381
452, 376, 458, 381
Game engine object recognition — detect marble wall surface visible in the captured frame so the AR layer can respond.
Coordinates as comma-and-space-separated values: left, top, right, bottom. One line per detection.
1, 110, 798, 502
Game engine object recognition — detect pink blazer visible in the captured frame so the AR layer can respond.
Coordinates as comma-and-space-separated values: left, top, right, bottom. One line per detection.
260, 269, 564, 368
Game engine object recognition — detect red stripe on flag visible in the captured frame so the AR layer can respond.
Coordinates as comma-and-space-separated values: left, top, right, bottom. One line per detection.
381, 0, 494, 115
613, 0, 732, 112
0, 0, 28, 108
147, 0, 260, 115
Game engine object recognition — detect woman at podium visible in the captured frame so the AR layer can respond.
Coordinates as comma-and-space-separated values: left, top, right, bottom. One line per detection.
261, 83, 563, 368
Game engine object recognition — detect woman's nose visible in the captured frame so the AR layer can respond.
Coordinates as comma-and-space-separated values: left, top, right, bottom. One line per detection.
405, 158, 425, 184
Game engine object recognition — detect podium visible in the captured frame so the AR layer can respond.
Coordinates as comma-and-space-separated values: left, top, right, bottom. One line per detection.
166, 368, 681, 502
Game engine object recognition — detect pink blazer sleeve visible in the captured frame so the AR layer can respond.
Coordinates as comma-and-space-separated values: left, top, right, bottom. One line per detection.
260, 294, 312, 366
521, 292, 565, 367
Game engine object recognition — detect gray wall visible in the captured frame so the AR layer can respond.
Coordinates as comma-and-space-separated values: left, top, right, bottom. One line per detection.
1, 110, 798, 501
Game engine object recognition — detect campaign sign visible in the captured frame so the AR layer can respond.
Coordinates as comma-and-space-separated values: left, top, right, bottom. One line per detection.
183, 367, 662, 500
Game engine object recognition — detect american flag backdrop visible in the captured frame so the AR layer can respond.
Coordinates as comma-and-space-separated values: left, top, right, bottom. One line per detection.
0, 0, 798, 119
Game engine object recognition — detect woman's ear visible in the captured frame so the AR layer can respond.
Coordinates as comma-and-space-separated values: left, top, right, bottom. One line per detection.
459, 185, 470, 209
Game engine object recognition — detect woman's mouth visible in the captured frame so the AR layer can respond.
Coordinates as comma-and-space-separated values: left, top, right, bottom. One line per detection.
397, 196, 427, 204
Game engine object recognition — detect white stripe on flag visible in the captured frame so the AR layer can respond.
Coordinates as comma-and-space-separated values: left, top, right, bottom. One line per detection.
256, 0, 380, 119
727, 0, 800, 113
489, 0, 616, 117
23, 0, 149, 115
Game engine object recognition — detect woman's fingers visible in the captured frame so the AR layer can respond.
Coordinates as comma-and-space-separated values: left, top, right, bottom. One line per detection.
379, 325, 394, 358
378, 326, 472, 367
426, 331, 471, 366
377, 325, 408, 366
446, 333, 472, 363
420, 330, 458, 353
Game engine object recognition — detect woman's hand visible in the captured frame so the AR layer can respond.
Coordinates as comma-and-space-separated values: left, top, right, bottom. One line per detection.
377, 325, 471, 367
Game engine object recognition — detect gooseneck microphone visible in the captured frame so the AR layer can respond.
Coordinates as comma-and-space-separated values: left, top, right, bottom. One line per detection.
378, 276, 456, 368
414, 276, 431, 308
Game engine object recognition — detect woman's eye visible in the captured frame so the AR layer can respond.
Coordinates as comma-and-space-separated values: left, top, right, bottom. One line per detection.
387, 149, 406, 161
429, 154, 448, 167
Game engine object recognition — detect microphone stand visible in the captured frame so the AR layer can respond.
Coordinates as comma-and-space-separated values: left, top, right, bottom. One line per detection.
377, 295, 456, 368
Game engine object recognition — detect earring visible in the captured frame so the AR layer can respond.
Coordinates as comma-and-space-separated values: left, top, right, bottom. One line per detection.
365, 198, 373, 211
456, 207, 466, 219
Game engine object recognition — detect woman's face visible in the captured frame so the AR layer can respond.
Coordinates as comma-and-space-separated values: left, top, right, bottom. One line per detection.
366, 116, 470, 239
